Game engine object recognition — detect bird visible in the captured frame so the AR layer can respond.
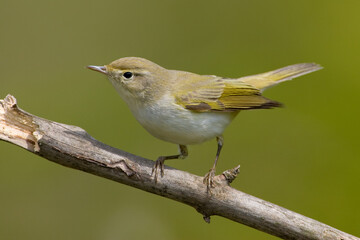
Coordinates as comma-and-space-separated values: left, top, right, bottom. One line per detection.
87, 57, 322, 192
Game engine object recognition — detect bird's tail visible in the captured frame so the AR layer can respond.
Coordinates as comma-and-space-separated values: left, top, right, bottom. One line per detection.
239, 63, 323, 91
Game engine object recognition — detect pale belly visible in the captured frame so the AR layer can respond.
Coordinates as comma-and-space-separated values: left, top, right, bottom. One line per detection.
130, 101, 237, 145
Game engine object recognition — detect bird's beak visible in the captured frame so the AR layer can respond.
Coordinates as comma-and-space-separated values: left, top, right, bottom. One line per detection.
87, 65, 107, 74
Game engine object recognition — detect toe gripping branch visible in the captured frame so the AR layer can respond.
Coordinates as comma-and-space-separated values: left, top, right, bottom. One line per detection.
199, 165, 241, 223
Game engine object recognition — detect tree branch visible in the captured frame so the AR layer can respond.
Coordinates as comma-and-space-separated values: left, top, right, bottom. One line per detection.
0, 94, 358, 240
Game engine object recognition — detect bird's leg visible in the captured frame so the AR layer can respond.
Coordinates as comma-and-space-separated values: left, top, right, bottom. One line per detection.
203, 136, 224, 193
152, 145, 188, 183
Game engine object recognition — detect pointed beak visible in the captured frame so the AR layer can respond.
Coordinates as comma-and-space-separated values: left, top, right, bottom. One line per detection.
87, 65, 107, 74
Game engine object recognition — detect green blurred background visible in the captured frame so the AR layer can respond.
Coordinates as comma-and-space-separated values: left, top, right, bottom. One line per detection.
1, 0, 359, 239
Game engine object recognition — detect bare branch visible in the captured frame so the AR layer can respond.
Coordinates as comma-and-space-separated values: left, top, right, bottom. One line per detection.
0, 94, 358, 240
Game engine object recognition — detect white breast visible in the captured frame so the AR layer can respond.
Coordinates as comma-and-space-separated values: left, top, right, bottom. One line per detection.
128, 94, 235, 145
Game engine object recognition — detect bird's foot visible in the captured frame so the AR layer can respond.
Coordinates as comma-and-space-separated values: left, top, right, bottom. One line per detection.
203, 168, 216, 193
151, 156, 166, 183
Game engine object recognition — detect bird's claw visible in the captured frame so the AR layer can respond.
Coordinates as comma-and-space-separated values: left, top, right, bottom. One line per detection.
151, 156, 165, 183
203, 168, 216, 193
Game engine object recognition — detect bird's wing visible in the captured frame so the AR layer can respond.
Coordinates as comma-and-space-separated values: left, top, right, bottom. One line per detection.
174, 74, 281, 112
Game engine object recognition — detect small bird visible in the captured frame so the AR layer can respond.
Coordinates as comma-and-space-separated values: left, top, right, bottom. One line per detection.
87, 57, 322, 191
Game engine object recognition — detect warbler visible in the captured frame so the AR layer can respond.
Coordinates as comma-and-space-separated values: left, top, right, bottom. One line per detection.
87, 57, 322, 191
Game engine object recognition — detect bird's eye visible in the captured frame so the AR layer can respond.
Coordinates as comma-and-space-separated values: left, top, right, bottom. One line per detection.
123, 72, 133, 79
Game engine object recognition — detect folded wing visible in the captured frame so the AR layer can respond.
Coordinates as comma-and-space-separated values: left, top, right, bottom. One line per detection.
174, 74, 280, 112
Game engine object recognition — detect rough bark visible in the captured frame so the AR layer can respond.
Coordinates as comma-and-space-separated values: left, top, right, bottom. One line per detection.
0, 94, 358, 240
